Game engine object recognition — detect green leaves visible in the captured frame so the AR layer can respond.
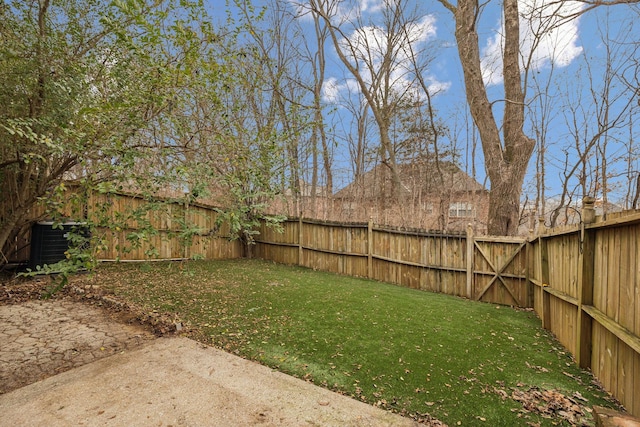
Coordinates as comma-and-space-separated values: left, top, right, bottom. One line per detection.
0, 0, 224, 268
1, 0, 293, 277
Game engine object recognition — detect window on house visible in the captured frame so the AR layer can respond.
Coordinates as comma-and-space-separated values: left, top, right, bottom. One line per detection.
449, 202, 475, 218
422, 202, 434, 215
342, 201, 354, 216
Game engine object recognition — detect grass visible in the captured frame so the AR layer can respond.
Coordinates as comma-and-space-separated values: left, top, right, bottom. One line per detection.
86, 259, 620, 426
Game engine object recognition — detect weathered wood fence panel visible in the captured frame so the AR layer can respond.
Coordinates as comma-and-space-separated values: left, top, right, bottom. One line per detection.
368, 229, 468, 295
301, 221, 367, 276
255, 218, 524, 306
9, 190, 242, 264
536, 231, 581, 354
472, 237, 529, 307
254, 219, 299, 265
589, 222, 640, 415
86, 192, 242, 261
528, 208, 640, 417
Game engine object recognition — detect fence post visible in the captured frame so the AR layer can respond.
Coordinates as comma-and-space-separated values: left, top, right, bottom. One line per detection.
367, 217, 373, 279
298, 215, 303, 267
525, 238, 533, 308
539, 233, 551, 330
183, 199, 190, 260
576, 197, 596, 368
538, 215, 546, 236
466, 224, 474, 299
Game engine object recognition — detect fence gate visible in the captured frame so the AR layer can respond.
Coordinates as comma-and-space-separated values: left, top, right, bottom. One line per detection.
470, 237, 529, 307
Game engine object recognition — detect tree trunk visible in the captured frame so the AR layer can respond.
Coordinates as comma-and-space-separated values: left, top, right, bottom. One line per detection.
0, 203, 32, 263
450, 0, 535, 235
379, 122, 402, 198
487, 167, 527, 235
632, 173, 640, 209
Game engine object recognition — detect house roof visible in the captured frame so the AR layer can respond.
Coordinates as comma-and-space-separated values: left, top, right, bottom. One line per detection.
334, 159, 486, 200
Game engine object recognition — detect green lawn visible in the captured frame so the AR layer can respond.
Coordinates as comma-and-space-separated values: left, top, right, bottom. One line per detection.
88, 259, 620, 426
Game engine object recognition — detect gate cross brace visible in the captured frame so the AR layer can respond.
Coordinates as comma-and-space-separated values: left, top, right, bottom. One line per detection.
474, 241, 526, 305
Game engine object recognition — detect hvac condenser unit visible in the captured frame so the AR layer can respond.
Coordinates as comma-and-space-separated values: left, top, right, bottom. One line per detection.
29, 221, 90, 270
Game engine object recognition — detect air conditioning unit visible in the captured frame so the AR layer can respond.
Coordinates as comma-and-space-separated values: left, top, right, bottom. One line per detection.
29, 221, 90, 270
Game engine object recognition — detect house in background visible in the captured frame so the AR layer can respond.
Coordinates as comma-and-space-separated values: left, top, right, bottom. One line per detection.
332, 159, 489, 233
268, 179, 331, 219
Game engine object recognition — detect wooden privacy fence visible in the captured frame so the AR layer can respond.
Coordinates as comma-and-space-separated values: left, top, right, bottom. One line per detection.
254, 210, 640, 417
254, 218, 530, 307
86, 192, 243, 261
92, 192, 244, 261
9, 190, 242, 264
528, 203, 640, 416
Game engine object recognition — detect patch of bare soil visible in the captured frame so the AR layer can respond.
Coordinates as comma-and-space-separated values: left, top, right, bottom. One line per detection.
1, 274, 179, 335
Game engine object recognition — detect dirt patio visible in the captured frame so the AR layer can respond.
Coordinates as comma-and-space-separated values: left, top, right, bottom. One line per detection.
0, 279, 422, 426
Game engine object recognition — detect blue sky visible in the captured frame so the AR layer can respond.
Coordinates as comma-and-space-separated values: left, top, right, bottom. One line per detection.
220, 0, 640, 209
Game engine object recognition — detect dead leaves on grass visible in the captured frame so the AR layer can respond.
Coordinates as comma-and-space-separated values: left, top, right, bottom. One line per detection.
493, 383, 592, 425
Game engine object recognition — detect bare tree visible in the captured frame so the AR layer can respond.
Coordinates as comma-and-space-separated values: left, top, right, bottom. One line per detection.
300, 1, 335, 216
527, 67, 558, 231
233, 0, 310, 208
436, 0, 535, 235
549, 14, 639, 226
310, 0, 435, 198
342, 91, 374, 202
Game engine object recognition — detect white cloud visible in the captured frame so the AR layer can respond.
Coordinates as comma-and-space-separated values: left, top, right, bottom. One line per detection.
322, 77, 360, 103
322, 77, 341, 103
339, 15, 436, 72
481, 0, 584, 86
405, 14, 437, 44
426, 76, 452, 95
358, 0, 384, 14
329, 14, 445, 102
345, 78, 361, 93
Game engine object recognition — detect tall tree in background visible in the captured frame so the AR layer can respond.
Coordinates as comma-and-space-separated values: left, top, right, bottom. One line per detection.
311, 0, 439, 198
305, 1, 334, 213
437, 0, 535, 235
234, 0, 333, 218
436, 0, 640, 235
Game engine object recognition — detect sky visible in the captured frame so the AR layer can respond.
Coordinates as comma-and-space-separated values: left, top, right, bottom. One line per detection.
220, 0, 640, 209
